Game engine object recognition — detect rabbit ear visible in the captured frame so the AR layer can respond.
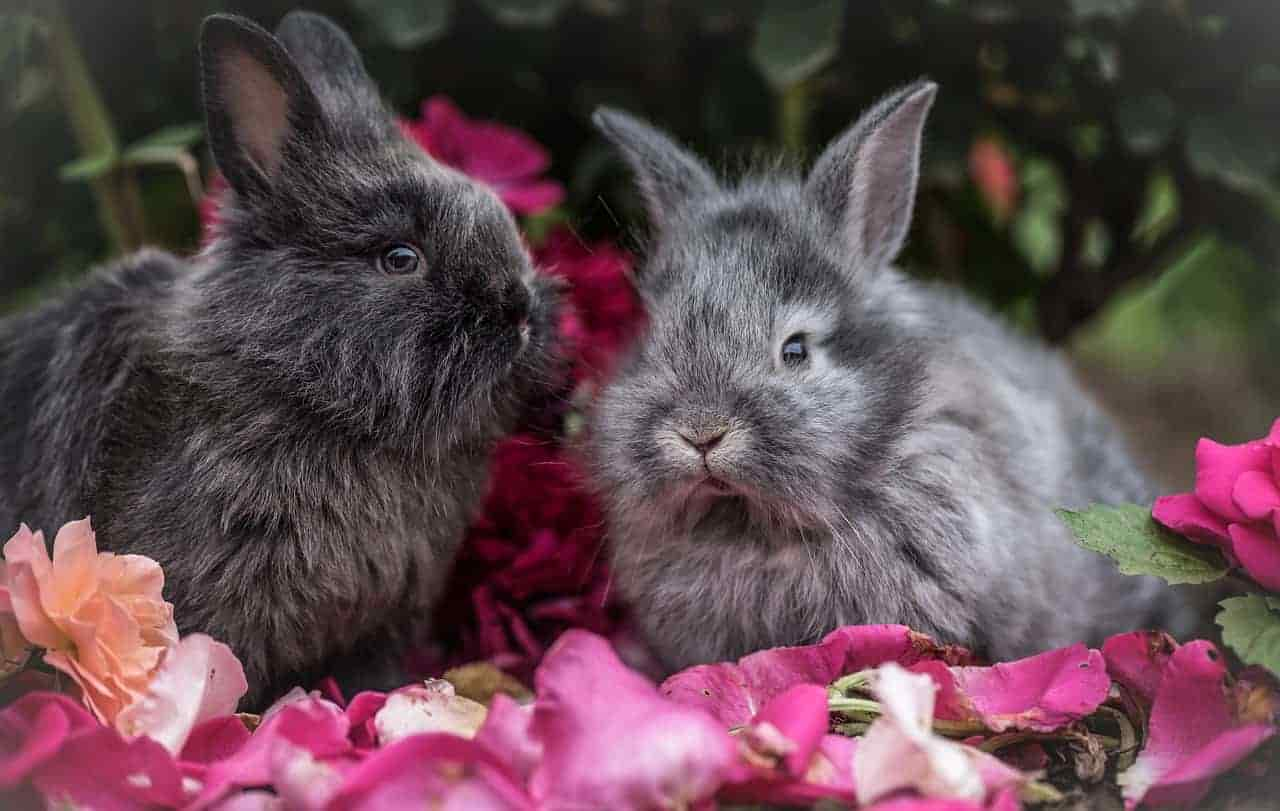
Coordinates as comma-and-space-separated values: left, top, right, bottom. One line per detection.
592, 107, 719, 229
805, 81, 936, 273
199, 14, 326, 198
274, 11, 388, 131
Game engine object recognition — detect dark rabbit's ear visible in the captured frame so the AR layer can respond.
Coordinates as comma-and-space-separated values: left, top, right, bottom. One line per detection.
199, 14, 325, 198
805, 80, 936, 273
592, 107, 719, 230
274, 11, 388, 132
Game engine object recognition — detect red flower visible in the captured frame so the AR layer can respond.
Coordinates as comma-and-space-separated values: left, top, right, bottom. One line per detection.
969, 137, 1019, 223
535, 227, 645, 384
401, 96, 564, 216
426, 435, 622, 680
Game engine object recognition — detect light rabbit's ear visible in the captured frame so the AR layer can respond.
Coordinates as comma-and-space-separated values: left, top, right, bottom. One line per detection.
805, 81, 937, 273
592, 107, 719, 230
199, 14, 326, 198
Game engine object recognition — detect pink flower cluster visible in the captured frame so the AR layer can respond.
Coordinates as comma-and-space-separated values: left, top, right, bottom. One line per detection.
5, 624, 1273, 810
1153, 419, 1280, 590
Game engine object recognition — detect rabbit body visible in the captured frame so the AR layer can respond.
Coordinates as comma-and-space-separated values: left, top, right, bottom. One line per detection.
588, 84, 1194, 672
0, 13, 559, 707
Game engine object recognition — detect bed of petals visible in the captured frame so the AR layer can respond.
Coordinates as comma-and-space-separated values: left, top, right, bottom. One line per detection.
2, 98, 1278, 809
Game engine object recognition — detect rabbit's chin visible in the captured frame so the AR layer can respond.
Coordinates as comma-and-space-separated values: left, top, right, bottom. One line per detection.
662, 477, 829, 541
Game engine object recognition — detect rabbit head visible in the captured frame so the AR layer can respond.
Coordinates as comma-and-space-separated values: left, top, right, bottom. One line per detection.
589, 82, 937, 540
179, 12, 557, 449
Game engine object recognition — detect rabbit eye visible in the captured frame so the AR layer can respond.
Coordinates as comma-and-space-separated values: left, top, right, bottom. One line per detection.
781, 333, 809, 367
378, 244, 423, 275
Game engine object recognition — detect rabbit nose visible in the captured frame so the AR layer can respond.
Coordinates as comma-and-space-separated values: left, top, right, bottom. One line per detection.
679, 426, 728, 455
501, 280, 531, 324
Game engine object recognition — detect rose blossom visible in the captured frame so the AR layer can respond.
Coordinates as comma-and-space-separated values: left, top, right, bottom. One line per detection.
3, 518, 178, 725
1152, 418, 1280, 590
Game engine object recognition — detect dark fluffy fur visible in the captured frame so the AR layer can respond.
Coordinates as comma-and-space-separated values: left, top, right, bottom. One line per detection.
0, 12, 560, 707
588, 83, 1198, 672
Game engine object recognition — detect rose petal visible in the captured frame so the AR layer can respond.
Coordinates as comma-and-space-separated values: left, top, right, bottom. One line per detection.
181, 716, 252, 765
30, 724, 188, 810
1119, 641, 1276, 809
116, 634, 247, 754
188, 698, 351, 809
1102, 631, 1179, 706
1232, 471, 1280, 522
1151, 493, 1233, 554
743, 683, 830, 776
1228, 523, 1280, 591
0, 692, 97, 788
373, 681, 488, 746
854, 665, 1026, 805
1195, 438, 1272, 524
948, 644, 1109, 732
475, 695, 541, 780
530, 630, 736, 810
723, 733, 858, 806
326, 734, 532, 811
663, 625, 972, 727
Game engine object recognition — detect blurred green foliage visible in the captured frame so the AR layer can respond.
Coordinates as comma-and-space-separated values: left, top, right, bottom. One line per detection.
1, 0, 1277, 413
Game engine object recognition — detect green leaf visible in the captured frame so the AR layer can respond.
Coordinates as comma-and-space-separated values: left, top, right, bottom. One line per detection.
1116, 94, 1175, 155
120, 144, 192, 169
125, 122, 204, 152
1186, 113, 1279, 194
1218, 595, 1280, 677
58, 150, 118, 182
1057, 503, 1230, 585
750, 0, 845, 90
476, 0, 571, 27
352, 0, 453, 49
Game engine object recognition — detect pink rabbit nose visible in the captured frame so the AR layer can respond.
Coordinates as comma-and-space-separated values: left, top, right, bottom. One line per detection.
680, 426, 728, 455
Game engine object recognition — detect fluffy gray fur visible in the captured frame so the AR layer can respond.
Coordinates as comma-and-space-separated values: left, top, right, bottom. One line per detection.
587, 81, 1197, 672
0, 12, 560, 708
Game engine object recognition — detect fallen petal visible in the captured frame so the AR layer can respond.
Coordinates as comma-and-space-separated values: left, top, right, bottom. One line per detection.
531, 630, 736, 810
949, 644, 1109, 732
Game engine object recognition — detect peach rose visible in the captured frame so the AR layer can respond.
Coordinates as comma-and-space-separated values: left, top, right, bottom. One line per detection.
3, 518, 178, 724
0, 562, 34, 678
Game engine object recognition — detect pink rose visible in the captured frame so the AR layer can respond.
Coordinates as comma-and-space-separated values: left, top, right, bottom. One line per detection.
1152, 418, 1280, 591
3, 518, 179, 725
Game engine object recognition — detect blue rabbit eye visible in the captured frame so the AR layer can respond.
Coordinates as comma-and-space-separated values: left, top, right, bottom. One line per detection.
378, 244, 422, 275
781, 333, 808, 366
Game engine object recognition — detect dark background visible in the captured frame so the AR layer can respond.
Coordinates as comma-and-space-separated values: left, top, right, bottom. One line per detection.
2, 0, 1278, 483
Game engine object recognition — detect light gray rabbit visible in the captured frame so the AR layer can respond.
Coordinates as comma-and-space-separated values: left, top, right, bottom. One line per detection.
0, 12, 560, 707
587, 81, 1195, 671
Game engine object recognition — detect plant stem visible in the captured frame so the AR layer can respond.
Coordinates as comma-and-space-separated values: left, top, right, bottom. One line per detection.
778, 78, 812, 154
44, 0, 147, 253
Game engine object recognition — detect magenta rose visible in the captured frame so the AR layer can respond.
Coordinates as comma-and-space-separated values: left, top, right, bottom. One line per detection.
1152, 418, 1280, 591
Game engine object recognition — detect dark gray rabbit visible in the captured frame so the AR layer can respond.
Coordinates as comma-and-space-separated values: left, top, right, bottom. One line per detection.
0, 12, 560, 707
587, 82, 1196, 672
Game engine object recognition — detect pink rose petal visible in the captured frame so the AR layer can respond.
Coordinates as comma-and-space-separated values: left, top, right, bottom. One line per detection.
181, 716, 252, 765
326, 734, 532, 811
1228, 522, 1280, 591
949, 644, 1109, 733
188, 698, 352, 809
745, 683, 830, 776
30, 725, 189, 810
476, 695, 541, 780
0, 692, 97, 788
1102, 631, 1179, 706
663, 625, 972, 727
1120, 641, 1275, 809
1232, 470, 1280, 522
723, 734, 858, 806
1151, 493, 1233, 553
115, 633, 247, 754
1194, 438, 1271, 524
530, 630, 736, 810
